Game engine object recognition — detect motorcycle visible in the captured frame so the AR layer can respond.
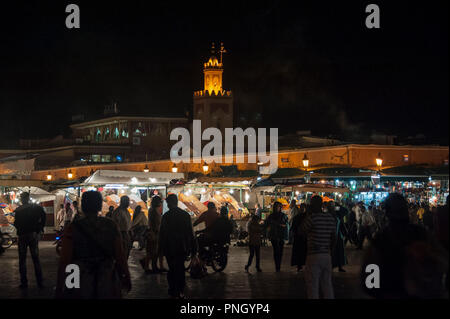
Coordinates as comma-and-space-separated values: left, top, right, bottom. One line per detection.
54, 228, 63, 256
185, 231, 229, 272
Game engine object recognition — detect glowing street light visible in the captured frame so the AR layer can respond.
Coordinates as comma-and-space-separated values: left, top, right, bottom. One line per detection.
202, 162, 209, 173
302, 154, 310, 183
376, 152, 383, 170
302, 154, 309, 170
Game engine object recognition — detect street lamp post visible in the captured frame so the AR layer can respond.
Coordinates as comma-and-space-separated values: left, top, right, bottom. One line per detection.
302, 154, 310, 183
376, 152, 383, 172
202, 162, 209, 174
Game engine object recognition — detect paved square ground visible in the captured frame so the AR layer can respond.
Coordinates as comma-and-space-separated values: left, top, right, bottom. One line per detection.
0, 241, 369, 299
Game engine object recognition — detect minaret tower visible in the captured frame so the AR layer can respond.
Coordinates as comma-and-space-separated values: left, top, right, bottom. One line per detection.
193, 42, 233, 133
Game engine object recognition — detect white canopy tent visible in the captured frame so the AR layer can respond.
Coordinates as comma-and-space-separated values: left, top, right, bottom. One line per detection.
81, 169, 184, 186
14, 186, 56, 203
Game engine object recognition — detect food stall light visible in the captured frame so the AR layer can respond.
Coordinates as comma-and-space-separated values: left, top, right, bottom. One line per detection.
245, 192, 250, 202
131, 177, 138, 184
149, 178, 157, 183
216, 191, 220, 195
171, 164, 178, 173
201, 188, 206, 193
143, 165, 149, 173
67, 170, 73, 179
257, 176, 262, 181
295, 191, 299, 195
46, 173, 52, 181
229, 189, 234, 194
202, 163, 209, 173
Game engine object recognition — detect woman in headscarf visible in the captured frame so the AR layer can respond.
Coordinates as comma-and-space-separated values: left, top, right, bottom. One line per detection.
263, 201, 289, 272
130, 205, 148, 250
327, 201, 347, 272
291, 203, 308, 271
139, 196, 167, 273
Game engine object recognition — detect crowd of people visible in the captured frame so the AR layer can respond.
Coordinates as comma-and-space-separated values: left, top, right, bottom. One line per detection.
3, 189, 448, 299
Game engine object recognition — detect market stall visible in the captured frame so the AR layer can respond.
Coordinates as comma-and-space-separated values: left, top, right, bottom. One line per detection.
57, 169, 184, 218
0, 186, 56, 236
167, 177, 252, 219
251, 182, 350, 219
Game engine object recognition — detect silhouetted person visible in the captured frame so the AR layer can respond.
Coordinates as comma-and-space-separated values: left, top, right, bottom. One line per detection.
301, 195, 336, 299
13, 192, 46, 289
245, 214, 263, 272
72, 201, 84, 222
357, 206, 375, 249
56, 204, 65, 229
55, 191, 131, 299
63, 202, 74, 227
193, 202, 219, 253
210, 206, 233, 246
130, 205, 148, 250
105, 205, 115, 219
159, 194, 197, 299
264, 201, 289, 272
291, 203, 307, 271
329, 202, 347, 272
112, 196, 132, 259
140, 196, 167, 274
361, 193, 448, 299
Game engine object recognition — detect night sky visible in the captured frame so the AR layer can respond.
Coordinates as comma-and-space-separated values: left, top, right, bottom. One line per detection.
0, 0, 448, 146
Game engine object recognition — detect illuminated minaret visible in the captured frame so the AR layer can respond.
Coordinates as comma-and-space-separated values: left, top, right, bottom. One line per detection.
193, 42, 233, 133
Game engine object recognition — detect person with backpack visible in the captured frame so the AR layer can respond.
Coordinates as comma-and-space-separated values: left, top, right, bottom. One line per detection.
55, 191, 131, 299
263, 201, 289, 272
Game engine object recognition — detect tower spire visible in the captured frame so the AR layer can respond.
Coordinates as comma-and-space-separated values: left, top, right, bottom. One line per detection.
219, 42, 227, 64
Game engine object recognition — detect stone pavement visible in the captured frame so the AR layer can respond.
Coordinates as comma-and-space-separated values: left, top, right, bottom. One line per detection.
0, 241, 369, 299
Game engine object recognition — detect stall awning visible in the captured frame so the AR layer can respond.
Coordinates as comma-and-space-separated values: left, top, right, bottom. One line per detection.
81, 170, 184, 186
0, 179, 45, 187
186, 177, 253, 187
288, 184, 350, 193
13, 186, 55, 202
